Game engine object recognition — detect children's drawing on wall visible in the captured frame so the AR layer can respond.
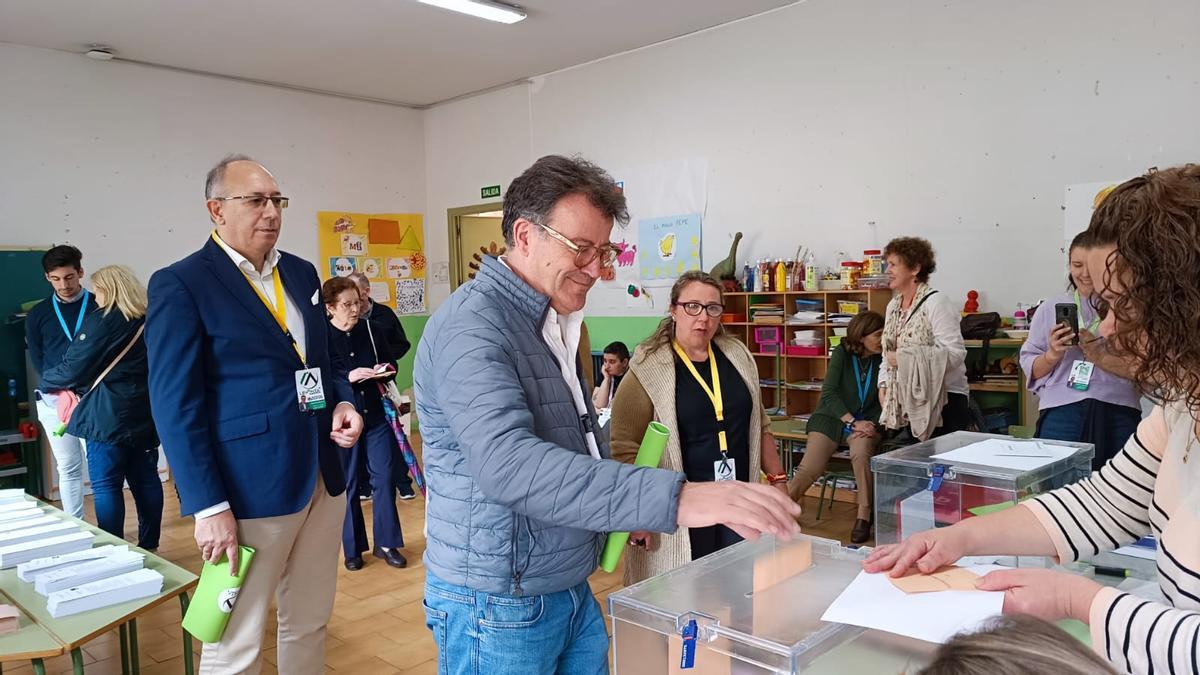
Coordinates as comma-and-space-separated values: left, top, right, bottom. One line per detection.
318, 210, 425, 314
396, 279, 426, 315
639, 213, 702, 281
359, 258, 382, 278
329, 257, 355, 277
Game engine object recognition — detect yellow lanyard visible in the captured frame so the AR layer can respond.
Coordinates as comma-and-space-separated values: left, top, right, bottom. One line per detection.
212, 232, 305, 365
672, 340, 727, 453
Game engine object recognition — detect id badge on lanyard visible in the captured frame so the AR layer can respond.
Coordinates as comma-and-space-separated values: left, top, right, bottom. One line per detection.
673, 340, 733, 481
1068, 360, 1094, 391
295, 368, 327, 411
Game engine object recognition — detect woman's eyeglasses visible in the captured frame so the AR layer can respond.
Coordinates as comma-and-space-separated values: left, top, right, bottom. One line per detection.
675, 301, 724, 317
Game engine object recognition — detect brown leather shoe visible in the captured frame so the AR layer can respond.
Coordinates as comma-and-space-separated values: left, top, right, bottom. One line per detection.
850, 519, 872, 544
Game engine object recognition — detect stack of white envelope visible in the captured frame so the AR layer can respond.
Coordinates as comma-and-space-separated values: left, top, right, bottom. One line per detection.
0, 531, 95, 568
0, 489, 30, 505
0, 521, 82, 548
46, 568, 164, 618
18, 544, 131, 582
35, 551, 146, 596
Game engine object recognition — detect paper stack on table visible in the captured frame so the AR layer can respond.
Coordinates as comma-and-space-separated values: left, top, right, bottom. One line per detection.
0, 531, 95, 568
0, 489, 29, 505
0, 521, 81, 548
18, 545, 131, 582
0, 515, 59, 535
821, 565, 1007, 644
46, 568, 165, 618
0, 504, 43, 523
35, 551, 145, 596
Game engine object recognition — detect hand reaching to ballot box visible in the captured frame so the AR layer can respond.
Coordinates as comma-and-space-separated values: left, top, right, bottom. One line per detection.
677, 481, 801, 542
862, 527, 967, 577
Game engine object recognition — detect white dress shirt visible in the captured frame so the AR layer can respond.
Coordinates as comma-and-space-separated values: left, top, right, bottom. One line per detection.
197, 233, 309, 520
499, 257, 601, 459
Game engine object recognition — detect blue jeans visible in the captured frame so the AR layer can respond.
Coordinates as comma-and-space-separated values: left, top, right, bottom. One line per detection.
423, 572, 610, 675
85, 441, 163, 550
1035, 399, 1141, 470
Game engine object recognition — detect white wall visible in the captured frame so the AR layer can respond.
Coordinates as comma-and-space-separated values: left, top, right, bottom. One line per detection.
0, 42, 425, 285
423, 0, 1200, 315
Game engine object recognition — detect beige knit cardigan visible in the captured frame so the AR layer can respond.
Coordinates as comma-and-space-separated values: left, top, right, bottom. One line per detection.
609, 333, 769, 585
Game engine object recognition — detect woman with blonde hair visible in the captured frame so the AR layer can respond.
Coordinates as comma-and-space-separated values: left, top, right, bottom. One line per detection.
41, 265, 163, 549
610, 270, 789, 584
919, 615, 1117, 675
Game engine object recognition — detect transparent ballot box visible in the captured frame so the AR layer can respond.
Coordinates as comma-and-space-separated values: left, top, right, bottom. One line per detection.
607, 535, 936, 674
871, 431, 1094, 546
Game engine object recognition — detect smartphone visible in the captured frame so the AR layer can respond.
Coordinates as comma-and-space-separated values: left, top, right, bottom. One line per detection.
1054, 303, 1079, 345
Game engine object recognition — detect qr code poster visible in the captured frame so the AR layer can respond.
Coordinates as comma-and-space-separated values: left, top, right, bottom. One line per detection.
395, 279, 426, 315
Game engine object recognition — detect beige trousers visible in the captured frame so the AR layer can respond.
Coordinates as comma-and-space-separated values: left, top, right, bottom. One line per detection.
199, 475, 343, 675
788, 431, 880, 520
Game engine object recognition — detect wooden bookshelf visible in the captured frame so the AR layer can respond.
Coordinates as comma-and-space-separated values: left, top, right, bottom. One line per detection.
721, 289, 893, 418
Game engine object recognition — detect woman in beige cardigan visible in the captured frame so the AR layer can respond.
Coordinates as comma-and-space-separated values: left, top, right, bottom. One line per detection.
611, 271, 789, 585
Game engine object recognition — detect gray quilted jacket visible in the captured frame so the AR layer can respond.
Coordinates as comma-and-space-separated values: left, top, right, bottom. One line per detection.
414, 256, 685, 595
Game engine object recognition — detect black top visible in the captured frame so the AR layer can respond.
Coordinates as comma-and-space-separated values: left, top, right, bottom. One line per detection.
40, 310, 158, 449
25, 291, 100, 385
674, 343, 752, 482
365, 300, 411, 361
327, 319, 397, 426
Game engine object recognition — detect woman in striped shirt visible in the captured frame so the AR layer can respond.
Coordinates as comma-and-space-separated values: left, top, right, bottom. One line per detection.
865, 164, 1200, 675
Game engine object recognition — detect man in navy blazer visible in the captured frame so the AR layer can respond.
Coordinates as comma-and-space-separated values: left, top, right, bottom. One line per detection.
146, 155, 363, 674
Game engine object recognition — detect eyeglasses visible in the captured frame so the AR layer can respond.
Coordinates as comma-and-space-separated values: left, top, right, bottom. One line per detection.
535, 220, 619, 269
675, 301, 725, 317
213, 195, 290, 210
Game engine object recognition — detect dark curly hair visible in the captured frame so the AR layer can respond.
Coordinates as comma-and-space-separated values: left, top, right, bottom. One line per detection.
1087, 164, 1200, 407
883, 237, 937, 283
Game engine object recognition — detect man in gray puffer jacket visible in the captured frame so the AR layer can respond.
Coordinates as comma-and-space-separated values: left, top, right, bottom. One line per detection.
414, 155, 801, 675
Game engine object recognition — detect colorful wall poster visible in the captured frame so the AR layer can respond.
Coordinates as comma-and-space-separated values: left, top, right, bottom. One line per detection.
318, 211, 425, 315
638, 213, 702, 281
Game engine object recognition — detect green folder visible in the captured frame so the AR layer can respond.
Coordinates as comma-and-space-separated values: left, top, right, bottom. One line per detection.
182, 546, 255, 643
600, 422, 670, 573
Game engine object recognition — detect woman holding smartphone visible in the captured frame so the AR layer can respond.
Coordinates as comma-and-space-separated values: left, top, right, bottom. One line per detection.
1018, 231, 1140, 468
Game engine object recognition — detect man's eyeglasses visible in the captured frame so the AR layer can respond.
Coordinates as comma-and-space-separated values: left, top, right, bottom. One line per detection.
213, 195, 290, 210
675, 301, 725, 317
535, 220, 619, 269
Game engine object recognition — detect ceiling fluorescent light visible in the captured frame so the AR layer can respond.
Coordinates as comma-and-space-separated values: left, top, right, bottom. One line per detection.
418, 0, 526, 24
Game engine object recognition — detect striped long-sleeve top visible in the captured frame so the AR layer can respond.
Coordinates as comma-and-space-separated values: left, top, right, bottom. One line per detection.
1023, 403, 1200, 674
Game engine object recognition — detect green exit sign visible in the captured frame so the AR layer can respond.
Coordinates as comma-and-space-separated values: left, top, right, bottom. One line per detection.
481, 185, 502, 199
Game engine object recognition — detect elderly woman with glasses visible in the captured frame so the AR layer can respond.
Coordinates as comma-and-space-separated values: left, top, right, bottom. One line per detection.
609, 270, 788, 585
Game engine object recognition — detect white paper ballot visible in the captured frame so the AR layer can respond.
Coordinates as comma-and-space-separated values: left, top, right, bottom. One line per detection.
46, 568, 164, 618
0, 489, 28, 504
0, 521, 80, 548
0, 506, 43, 523
931, 439, 1079, 472
36, 552, 145, 595
820, 565, 1007, 644
0, 515, 58, 534
18, 545, 128, 582
0, 531, 95, 568
0, 501, 40, 515
1111, 545, 1156, 561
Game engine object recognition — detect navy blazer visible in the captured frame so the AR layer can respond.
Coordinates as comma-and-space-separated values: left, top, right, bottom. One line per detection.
145, 238, 354, 519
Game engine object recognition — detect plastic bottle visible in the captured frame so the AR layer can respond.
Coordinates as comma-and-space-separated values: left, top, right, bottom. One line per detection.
755, 259, 766, 292
804, 252, 818, 291
1013, 304, 1029, 330
742, 263, 752, 291
774, 259, 787, 293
